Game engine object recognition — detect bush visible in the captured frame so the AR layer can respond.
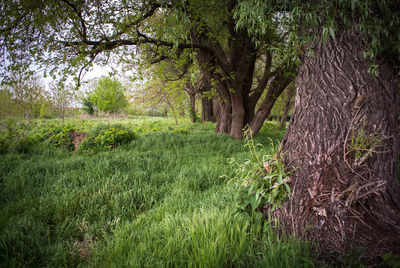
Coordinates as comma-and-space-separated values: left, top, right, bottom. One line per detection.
225, 135, 292, 214
0, 119, 38, 154
79, 124, 136, 153
82, 96, 96, 115
0, 133, 10, 154
31, 122, 75, 150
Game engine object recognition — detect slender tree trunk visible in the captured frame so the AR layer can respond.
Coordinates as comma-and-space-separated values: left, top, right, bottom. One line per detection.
248, 72, 293, 137
278, 85, 295, 129
166, 99, 178, 126
201, 96, 215, 122
189, 94, 197, 123
273, 29, 400, 256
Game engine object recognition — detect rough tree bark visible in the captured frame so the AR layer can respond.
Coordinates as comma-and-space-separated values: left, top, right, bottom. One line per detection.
274, 28, 400, 256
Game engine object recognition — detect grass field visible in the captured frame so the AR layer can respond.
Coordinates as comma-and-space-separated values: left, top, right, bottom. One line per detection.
0, 117, 368, 267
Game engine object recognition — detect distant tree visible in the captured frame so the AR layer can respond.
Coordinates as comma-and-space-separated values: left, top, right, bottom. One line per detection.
0, 88, 19, 118
89, 76, 128, 114
81, 96, 96, 115
5, 73, 48, 119
50, 83, 75, 120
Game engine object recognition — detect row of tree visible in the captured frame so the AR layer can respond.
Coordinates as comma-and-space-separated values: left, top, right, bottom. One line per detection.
0, 74, 76, 120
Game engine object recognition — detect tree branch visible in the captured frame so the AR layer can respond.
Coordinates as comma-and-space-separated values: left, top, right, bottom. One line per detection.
249, 51, 273, 104
60, 0, 87, 40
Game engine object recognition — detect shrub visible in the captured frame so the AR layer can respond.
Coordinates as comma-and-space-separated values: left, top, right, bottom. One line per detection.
0, 119, 38, 154
79, 124, 136, 153
81, 96, 96, 115
0, 133, 10, 154
31, 122, 75, 150
225, 135, 292, 214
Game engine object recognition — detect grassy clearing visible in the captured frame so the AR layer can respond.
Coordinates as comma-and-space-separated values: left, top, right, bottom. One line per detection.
0, 117, 346, 267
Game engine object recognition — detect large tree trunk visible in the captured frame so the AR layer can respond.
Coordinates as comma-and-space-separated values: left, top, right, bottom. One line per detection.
274, 29, 400, 256
214, 97, 232, 134
230, 93, 246, 139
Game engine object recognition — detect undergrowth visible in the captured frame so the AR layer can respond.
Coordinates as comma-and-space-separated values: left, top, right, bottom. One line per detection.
226, 135, 292, 214
79, 123, 137, 153
0, 117, 376, 267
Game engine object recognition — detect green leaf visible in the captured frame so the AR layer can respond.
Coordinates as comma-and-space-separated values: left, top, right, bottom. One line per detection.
250, 195, 260, 211
329, 27, 335, 40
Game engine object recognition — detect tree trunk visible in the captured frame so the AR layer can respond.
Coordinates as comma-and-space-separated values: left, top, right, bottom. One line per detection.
201, 95, 215, 122
274, 29, 400, 256
200, 80, 216, 122
248, 71, 293, 137
278, 85, 295, 129
230, 93, 246, 139
214, 97, 232, 134
189, 93, 197, 123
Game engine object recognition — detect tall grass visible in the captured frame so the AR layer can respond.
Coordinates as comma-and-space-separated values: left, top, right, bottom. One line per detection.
1, 118, 315, 267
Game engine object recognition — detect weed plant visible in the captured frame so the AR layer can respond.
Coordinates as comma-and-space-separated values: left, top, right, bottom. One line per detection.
226, 135, 292, 213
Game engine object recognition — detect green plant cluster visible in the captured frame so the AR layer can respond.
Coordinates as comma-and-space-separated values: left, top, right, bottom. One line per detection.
79, 124, 136, 153
350, 127, 383, 159
0, 119, 93, 154
0, 119, 38, 154
31, 122, 76, 150
189, 107, 201, 123
227, 136, 292, 213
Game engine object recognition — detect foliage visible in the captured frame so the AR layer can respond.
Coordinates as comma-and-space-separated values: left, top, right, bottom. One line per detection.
79, 123, 136, 153
234, 0, 400, 68
49, 82, 76, 119
88, 77, 128, 114
0, 119, 37, 154
31, 121, 76, 150
0, 119, 93, 153
350, 126, 384, 159
0, 74, 52, 119
81, 96, 96, 115
226, 134, 292, 213
0, 89, 20, 118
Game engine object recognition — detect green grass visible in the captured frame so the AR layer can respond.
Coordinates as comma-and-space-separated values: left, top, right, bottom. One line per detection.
0, 117, 330, 267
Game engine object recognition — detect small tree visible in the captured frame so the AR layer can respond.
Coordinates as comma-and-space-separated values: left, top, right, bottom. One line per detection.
6, 73, 48, 119
81, 96, 96, 115
50, 83, 75, 120
90, 76, 128, 114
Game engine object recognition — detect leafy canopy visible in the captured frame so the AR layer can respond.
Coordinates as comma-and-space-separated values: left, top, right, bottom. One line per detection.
235, 0, 400, 68
89, 76, 128, 113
